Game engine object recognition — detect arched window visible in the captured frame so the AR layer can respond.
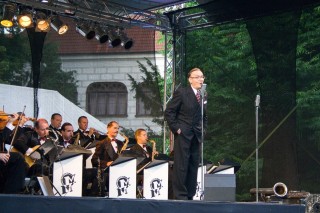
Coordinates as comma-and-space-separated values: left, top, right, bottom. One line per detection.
136, 83, 162, 117
86, 82, 128, 117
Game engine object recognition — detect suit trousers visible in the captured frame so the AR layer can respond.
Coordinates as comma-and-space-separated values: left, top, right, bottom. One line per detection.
173, 134, 200, 200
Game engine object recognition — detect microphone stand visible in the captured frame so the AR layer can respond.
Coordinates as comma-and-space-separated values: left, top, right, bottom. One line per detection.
200, 86, 206, 200
255, 95, 260, 202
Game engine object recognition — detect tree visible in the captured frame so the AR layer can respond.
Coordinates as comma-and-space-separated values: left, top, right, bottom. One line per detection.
0, 29, 78, 104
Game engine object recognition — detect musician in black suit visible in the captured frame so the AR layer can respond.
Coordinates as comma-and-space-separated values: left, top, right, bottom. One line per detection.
130, 128, 152, 160
59, 122, 74, 148
14, 118, 50, 177
0, 112, 26, 194
91, 121, 123, 170
91, 121, 123, 196
49, 113, 63, 142
164, 67, 207, 200
73, 116, 96, 148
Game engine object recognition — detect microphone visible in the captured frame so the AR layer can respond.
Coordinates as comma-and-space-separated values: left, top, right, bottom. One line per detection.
255, 95, 260, 107
200, 84, 207, 96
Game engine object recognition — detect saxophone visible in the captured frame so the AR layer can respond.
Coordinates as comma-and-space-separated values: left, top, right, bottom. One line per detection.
75, 132, 80, 146
96, 157, 104, 196
149, 140, 156, 161
119, 133, 129, 153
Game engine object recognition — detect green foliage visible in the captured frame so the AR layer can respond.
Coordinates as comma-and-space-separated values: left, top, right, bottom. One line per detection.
0, 30, 78, 104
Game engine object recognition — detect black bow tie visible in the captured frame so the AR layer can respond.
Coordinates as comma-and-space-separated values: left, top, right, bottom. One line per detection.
143, 145, 146, 148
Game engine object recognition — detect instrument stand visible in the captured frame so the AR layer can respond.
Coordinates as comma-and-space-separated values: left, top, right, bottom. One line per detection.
255, 95, 260, 202
199, 90, 206, 200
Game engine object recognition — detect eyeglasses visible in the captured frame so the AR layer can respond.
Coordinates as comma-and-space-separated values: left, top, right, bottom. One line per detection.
190, 76, 205, 80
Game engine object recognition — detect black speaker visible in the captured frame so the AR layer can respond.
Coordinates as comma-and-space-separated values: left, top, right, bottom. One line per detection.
204, 174, 236, 202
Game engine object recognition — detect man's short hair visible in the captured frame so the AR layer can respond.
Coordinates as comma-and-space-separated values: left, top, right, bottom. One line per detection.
134, 128, 146, 140
187, 67, 202, 78
61, 122, 73, 131
34, 118, 48, 129
51, 113, 62, 120
78, 116, 87, 123
107, 121, 118, 128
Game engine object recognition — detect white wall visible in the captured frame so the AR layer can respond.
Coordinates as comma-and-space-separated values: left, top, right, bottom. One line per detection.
60, 53, 165, 133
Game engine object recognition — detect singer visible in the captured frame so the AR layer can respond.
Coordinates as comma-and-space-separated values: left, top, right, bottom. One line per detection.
165, 67, 207, 200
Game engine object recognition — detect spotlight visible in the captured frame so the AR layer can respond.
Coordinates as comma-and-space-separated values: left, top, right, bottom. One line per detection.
108, 30, 121, 47
76, 23, 95, 39
120, 32, 133, 50
50, 16, 68, 35
1, 3, 17, 28
17, 10, 33, 28
95, 27, 109, 44
35, 11, 50, 32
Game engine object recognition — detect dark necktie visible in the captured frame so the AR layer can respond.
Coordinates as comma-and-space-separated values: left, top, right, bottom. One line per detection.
196, 90, 201, 103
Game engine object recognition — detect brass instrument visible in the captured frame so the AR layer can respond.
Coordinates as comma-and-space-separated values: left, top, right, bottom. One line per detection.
149, 140, 157, 161
136, 140, 157, 174
75, 132, 81, 146
96, 157, 104, 197
250, 182, 310, 203
119, 133, 129, 153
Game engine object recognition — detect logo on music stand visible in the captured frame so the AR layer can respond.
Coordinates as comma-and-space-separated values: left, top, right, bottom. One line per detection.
60, 172, 76, 195
116, 176, 130, 196
150, 178, 163, 198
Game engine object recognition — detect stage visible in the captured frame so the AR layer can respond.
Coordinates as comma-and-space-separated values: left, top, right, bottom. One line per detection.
1, 194, 305, 213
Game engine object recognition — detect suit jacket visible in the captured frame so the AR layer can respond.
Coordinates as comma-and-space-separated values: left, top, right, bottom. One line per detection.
73, 129, 95, 148
13, 131, 41, 154
164, 86, 207, 142
130, 144, 152, 159
91, 138, 124, 170
0, 126, 26, 152
49, 125, 63, 142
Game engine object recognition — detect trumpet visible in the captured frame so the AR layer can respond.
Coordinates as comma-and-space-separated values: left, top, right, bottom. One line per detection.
85, 127, 105, 137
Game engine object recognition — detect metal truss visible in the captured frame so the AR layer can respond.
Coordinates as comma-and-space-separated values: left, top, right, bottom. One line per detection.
3, 0, 171, 30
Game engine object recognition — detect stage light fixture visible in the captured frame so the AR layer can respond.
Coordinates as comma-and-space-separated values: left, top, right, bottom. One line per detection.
76, 23, 95, 39
95, 27, 109, 44
17, 10, 34, 28
50, 15, 68, 35
35, 12, 50, 32
108, 30, 121, 47
1, 3, 17, 28
120, 32, 133, 50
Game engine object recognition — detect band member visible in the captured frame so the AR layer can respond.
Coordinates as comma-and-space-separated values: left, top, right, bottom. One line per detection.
130, 128, 152, 160
164, 67, 207, 200
49, 113, 63, 141
91, 121, 123, 196
0, 112, 26, 194
91, 121, 123, 169
59, 122, 74, 148
13, 118, 50, 176
73, 116, 96, 147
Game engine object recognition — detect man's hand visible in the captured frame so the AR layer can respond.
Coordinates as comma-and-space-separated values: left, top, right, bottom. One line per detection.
177, 129, 181, 135
0, 153, 10, 164
106, 161, 113, 167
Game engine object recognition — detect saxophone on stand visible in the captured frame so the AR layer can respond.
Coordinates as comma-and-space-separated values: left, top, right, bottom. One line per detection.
96, 157, 104, 197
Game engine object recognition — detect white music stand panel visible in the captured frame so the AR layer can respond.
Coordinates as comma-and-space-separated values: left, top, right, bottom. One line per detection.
109, 158, 136, 198
53, 155, 83, 197
85, 147, 95, 168
143, 161, 168, 200
193, 165, 207, 200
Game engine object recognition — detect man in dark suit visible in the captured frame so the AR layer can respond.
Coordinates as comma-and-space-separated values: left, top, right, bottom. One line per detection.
130, 128, 152, 160
14, 118, 51, 177
164, 67, 207, 200
49, 113, 63, 142
73, 116, 99, 148
91, 121, 123, 196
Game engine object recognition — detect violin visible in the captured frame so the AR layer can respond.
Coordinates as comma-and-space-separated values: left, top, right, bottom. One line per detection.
0, 111, 36, 130
0, 111, 11, 130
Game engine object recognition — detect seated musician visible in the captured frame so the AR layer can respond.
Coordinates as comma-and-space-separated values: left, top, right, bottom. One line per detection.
91, 121, 123, 196
49, 113, 63, 141
130, 128, 153, 160
73, 116, 97, 147
0, 112, 26, 194
13, 118, 50, 177
59, 122, 74, 148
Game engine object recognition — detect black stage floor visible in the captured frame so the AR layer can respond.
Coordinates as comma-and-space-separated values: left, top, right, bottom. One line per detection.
0, 194, 305, 213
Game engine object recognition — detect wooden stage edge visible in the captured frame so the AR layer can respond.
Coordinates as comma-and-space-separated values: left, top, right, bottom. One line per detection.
0, 194, 305, 213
